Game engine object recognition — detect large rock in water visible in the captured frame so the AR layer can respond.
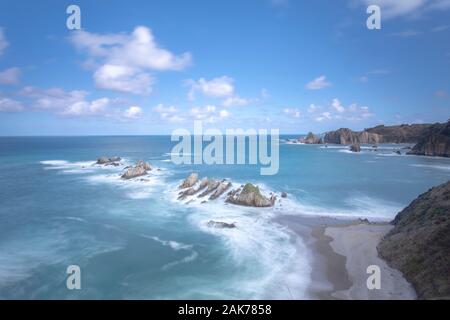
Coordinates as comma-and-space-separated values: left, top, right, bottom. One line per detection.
226, 183, 276, 207
378, 181, 450, 299
179, 173, 198, 189
407, 120, 450, 157
97, 156, 121, 165
349, 143, 361, 152
121, 160, 151, 179
301, 132, 322, 144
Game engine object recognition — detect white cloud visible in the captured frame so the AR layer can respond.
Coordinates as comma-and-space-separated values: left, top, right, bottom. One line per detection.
305, 75, 331, 90
0, 97, 24, 112
123, 106, 143, 119
19, 86, 138, 119
0, 28, 8, 57
331, 98, 345, 113
313, 99, 374, 122
356, 0, 450, 19
187, 76, 234, 100
190, 105, 216, 120
0, 67, 21, 85
307, 103, 319, 113
61, 97, 111, 117
315, 112, 332, 122
70, 26, 191, 95
219, 109, 230, 118
222, 95, 251, 107
94, 64, 154, 95
153, 103, 183, 123
20, 86, 89, 110
283, 108, 301, 118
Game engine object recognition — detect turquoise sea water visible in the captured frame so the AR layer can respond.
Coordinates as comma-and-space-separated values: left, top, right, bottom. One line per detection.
0, 136, 449, 299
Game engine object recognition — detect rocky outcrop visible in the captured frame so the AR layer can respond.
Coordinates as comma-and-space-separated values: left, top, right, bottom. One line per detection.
407, 120, 450, 157
209, 181, 232, 200
366, 123, 431, 143
323, 123, 438, 145
121, 160, 151, 179
198, 179, 220, 197
179, 173, 198, 189
349, 143, 361, 152
207, 220, 236, 229
178, 177, 209, 200
96, 156, 121, 165
323, 128, 381, 145
301, 132, 322, 144
378, 181, 450, 299
226, 183, 276, 207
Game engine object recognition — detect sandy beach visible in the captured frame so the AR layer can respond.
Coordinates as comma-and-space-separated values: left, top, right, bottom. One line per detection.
276, 215, 417, 300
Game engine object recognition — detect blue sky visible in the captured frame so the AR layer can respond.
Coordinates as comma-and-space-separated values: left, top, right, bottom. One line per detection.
0, 0, 449, 135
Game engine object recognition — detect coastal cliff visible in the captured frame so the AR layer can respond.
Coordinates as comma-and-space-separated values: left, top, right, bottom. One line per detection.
323, 128, 381, 145
378, 181, 450, 299
407, 120, 450, 157
365, 124, 431, 143
322, 123, 433, 145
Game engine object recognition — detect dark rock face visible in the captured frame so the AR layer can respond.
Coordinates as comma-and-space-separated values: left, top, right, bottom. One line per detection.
378, 181, 450, 299
323, 128, 381, 145
366, 124, 431, 143
407, 120, 450, 157
349, 143, 361, 152
301, 132, 322, 144
323, 123, 434, 145
226, 183, 276, 207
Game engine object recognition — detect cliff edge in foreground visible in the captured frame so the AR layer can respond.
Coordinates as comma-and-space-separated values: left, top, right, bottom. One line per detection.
378, 181, 450, 299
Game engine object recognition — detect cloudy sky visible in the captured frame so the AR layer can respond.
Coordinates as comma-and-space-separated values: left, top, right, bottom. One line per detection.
0, 0, 449, 135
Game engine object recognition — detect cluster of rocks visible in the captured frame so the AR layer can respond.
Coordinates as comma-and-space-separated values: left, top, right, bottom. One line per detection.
121, 160, 152, 179
177, 173, 232, 201
177, 173, 283, 229
96, 156, 122, 166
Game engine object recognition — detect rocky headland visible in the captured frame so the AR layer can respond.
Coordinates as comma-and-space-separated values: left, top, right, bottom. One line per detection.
407, 120, 450, 157
378, 180, 450, 299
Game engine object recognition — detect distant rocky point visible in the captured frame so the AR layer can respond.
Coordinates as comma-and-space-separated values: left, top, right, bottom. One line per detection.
322, 123, 435, 145
407, 120, 450, 157
298, 120, 449, 158
378, 180, 450, 299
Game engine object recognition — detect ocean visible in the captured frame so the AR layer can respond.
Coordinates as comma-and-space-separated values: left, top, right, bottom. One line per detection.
0, 136, 449, 299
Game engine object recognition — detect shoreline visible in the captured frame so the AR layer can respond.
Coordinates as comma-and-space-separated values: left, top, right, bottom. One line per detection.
276, 215, 417, 300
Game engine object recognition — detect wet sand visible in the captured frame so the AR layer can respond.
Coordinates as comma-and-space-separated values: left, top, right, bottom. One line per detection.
276, 215, 416, 300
